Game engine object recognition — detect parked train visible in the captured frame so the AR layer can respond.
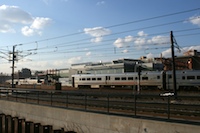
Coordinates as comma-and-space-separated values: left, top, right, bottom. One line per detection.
72, 70, 200, 90
6, 78, 43, 85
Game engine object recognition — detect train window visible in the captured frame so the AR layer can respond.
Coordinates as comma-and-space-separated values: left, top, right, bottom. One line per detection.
135, 77, 138, 80
187, 76, 195, 80
97, 77, 102, 80
157, 76, 160, 79
79, 78, 81, 81
197, 76, 200, 79
82, 78, 86, 81
121, 77, 126, 80
87, 78, 91, 80
92, 78, 96, 81
182, 76, 185, 80
142, 77, 148, 80
128, 77, 133, 80
115, 77, 120, 80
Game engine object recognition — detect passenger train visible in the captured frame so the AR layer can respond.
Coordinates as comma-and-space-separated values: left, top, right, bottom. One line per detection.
72, 70, 200, 90
6, 78, 42, 85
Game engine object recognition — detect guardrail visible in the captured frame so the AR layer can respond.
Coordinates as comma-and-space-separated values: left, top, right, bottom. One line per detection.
0, 88, 200, 125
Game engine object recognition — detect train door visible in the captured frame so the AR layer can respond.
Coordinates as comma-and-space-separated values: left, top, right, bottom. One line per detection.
72, 77, 75, 87
162, 71, 166, 90
106, 76, 110, 85
166, 72, 173, 90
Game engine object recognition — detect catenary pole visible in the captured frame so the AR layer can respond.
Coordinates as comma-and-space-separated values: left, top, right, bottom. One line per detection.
170, 31, 177, 99
11, 45, 15, 88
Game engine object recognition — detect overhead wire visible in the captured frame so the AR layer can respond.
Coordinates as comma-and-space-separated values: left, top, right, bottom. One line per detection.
1, 7, 200, 68
7, 7, 200, 48
30, 28, 199, 56
22, 17, 200, 53
21, 17, 200, 56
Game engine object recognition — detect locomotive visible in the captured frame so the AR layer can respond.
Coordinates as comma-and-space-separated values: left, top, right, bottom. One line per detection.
72, 70, 200, 90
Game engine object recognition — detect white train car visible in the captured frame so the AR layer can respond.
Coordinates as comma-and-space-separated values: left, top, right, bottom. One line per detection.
72, 74, 107, 88
72, 71, 164, 89
72, 70, 200, 90
6, 78, 39, 85
165, 70, 200, 90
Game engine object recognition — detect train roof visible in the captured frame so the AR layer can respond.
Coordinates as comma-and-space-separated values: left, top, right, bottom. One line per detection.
72, 71, 164, 77
72, 70, 200, 77
165, 70, 200, 74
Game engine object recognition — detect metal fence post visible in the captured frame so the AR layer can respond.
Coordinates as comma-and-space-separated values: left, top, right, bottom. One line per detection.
167, 95, 170, 120
16, 89, 18, 102
85, 94, 87, 111
26, 90, 28, 103
7, 89, 9, 100
134, 93, 137, 116
107, 94, 109, 114
37, 91, 39, 104
51, 91, 53, 106
66, 93, 68, 108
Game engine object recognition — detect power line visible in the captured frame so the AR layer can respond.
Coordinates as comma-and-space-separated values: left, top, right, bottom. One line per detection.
4, 7, 199, 48
105, 8, 200, 29
22, 17, 200, 53
1, 7, 200, 72
28, 29, 199, 56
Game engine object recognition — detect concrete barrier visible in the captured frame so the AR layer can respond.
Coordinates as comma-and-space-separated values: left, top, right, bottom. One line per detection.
0, 100, 199, 133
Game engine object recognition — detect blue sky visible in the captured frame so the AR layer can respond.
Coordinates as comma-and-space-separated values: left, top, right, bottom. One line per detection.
1, 0, 200, 74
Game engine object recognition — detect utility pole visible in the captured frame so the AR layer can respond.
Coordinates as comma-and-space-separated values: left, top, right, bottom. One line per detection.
137, 65, 141, 94
11, 45, 16, 88
170, 31, 177, 99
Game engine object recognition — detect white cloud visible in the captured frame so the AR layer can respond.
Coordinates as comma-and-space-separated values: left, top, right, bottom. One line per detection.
0, 5, 52, 36
21, 17, 52, 36
84, 27, 111, 43
188, 15, 200, 27
0, 5, 33, 33
53, 60, 66, 67
161, 45, 200, 57
42, 0, 51, 5
113, 36, 134, 48
113, 38, 124, 48
0, 24, 15, 33
16, 59, 68, 72
0, 5, 33, 24
122, 49, 128, 53
96, 1, 105, 6
67, 56, 82, 64
31, 17, 52, 30
86, 52, 91, 56
146, 53, 154, 58
124, 35, 134, 43
113, 31, 169, 49
43, 0, 69, 5
134, 37, 146, 45
137, 31, 147, 36
147, 35, 169, 44
91, 37, 103, 43
21, 26, 35, 36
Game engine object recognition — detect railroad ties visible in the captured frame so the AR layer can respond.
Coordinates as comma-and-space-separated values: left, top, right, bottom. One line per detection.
0, 114, 75, 133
